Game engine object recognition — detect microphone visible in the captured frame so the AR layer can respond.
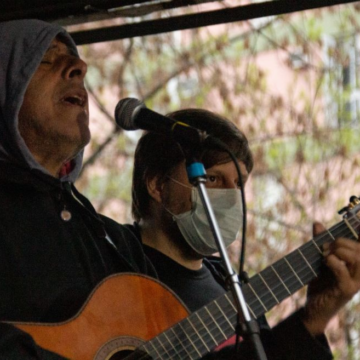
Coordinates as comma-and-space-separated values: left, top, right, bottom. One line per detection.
114, 98, 207, 147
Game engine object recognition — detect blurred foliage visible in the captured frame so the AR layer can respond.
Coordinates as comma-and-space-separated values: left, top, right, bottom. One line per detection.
69, 4, 360, 359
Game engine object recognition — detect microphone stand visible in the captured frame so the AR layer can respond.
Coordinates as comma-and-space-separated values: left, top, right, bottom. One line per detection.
186, 160, 268, 360
170, 123, 266, 359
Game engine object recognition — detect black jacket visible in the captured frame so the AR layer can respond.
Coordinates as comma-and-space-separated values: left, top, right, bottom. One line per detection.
0, 162, 156, 359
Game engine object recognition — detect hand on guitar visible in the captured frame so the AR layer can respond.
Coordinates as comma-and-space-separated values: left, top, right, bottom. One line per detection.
302, 222, 360, 336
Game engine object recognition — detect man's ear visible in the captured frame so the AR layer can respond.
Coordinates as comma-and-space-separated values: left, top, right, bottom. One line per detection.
147, 175, 164, 204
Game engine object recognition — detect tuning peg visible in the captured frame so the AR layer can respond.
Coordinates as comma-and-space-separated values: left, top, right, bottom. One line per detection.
338, 196, 360, 215
338, 206, 348, 215
349, 195, 360, 205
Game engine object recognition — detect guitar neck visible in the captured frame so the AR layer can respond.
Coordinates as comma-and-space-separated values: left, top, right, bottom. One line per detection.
136, 215, 360, 360
243, 217, 358, 319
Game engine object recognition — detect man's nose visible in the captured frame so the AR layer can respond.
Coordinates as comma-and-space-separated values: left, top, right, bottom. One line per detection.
63, 57, 88, 80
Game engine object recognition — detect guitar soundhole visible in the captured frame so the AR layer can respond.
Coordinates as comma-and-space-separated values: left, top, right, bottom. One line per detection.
94, 336, 149, 360
109, 350, 132, 360
108, 349, 151, 360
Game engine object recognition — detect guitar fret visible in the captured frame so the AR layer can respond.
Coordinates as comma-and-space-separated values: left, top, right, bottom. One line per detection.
264, 265, 292, 299
187, 318, 210, 352
243, 291, 265, 317
311, 238, 322, 253
258, 273, 279, 303
350, 212, 360, 227
328, 220, 357, 242
299, 243, 323, 275
178, 322, 202, 358
297, 249, 317, 277
155, 334, 171, 359
288, 244, 322, 287
284, 257, 304, 286
344, 218, 359, 240
246, 272, 281, 313
337, 221, 357, 240
200, 304, 231, 345
139, 343, 155, 359
270, 265, 291, 294
269, 260, 300, 303
163, 332, 181, 359
224, 293, 248, 327
247, 303, 256, 318
205, 304, 227, 339
169, 328, 192, 359
247, 283, 268, 312
291, 254, 315, 290
195, 313, 218, 346
212, 302, 235, 331
224, 293, 237, 312
349, 216, 360, 241
198, 308, 227, 350
326, 229, 336, 241
221, 292, 258, 328
148, 338, 164, 360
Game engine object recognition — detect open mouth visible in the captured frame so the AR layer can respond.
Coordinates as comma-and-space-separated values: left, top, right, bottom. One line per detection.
63, 95, 85, 107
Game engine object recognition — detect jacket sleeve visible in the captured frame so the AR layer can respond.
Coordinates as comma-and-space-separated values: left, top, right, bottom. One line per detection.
202, 309, 333, 360
264, 308, 333, 360
0, 323, 68, 360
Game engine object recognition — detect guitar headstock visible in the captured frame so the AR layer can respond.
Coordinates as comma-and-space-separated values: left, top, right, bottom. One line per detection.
338, 195, 360, 219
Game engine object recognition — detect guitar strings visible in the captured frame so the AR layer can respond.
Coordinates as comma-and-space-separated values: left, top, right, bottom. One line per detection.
130, 218, 357, 360
247, 217, 358, 316
146, 218, 354, 358
126, 216, 360, 360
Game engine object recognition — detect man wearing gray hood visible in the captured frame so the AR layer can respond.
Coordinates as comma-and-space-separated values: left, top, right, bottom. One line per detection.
0, 19, 157, 359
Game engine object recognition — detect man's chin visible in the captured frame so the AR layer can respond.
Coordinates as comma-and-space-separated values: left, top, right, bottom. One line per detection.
61, 131, 90, 159
166, 223, 205, 260
74, 126, 91, 148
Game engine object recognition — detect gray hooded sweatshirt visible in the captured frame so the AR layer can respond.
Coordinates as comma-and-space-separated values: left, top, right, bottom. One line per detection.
0, 18, 83, 182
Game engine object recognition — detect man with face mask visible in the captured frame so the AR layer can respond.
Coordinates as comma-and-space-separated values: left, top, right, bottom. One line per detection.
128, 108, 360, 359
130, 109, 252, 313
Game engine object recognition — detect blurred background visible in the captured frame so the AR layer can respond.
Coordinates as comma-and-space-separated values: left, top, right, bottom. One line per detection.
6, 1, 360, 358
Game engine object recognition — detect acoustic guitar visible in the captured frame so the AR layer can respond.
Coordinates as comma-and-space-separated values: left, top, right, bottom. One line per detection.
11, 198, 360, 360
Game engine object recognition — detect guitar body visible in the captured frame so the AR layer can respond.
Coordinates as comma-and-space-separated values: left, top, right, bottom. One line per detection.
11, 201, 360, 360
12, 274, 189, 360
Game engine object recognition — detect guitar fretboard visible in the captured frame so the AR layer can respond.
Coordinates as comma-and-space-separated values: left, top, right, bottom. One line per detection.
130, 212, 360, 360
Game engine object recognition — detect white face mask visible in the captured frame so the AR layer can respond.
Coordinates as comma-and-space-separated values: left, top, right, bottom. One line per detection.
165, 177, 243, 256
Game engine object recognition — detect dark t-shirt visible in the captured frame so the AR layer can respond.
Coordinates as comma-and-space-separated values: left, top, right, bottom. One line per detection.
143, 245, 226, 312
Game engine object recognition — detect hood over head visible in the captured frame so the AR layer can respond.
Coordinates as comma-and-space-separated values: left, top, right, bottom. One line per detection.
0, 19, 84, 182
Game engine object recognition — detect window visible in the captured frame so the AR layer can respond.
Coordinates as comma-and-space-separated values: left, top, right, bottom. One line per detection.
323, 32, 360, 127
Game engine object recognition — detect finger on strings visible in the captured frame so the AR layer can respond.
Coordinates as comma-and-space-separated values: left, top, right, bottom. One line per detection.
331, 237, 360, 251
329, 247, 360, 265
325, 254, 351, 280
313, 222, 326, 236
